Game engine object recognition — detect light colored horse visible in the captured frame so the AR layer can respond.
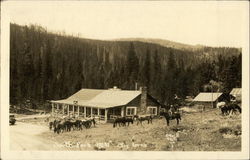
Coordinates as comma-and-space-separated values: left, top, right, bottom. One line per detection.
216, 101, 226, 109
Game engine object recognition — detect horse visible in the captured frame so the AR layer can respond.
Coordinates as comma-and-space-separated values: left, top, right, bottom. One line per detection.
82, 118, 95, 129
72, 119, 82, 130
113, 116, 135, 128
49, 121, 54, 130
230, 103, 241, 114
134, 115, 153, 125
53, 119, 65, 134
160, 111, 181, 126
125, 117, 134, 126
63, 120, 73, 132
113, 117, 126, 128
221, 103, 241, 115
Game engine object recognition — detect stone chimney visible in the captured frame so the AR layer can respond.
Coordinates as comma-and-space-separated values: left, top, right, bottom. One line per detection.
139, 87, 147, 114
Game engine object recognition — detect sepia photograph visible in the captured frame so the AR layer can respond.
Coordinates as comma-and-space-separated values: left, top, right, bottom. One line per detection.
1, 1, 249, 160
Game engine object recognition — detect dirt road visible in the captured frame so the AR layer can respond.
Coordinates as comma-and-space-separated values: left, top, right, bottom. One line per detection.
10, 122, 62, 151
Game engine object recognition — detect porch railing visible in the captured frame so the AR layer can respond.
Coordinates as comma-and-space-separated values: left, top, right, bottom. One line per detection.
110, 115, 122, 119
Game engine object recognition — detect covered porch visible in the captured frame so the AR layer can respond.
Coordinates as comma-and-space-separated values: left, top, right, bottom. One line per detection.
51, 102, 125, 122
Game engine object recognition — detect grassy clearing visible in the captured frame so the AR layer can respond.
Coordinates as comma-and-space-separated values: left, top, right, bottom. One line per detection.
28, 108, 241, 151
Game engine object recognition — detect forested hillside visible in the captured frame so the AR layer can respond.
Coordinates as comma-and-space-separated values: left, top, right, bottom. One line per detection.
10, 23, 242, 107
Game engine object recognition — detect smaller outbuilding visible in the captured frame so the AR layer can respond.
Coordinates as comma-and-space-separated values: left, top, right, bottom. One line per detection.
193, 92, 224, 108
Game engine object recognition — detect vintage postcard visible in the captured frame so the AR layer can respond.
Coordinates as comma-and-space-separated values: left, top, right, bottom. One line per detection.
1, 1, 249, 160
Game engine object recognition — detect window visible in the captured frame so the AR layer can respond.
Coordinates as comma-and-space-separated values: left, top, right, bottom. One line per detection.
126, 107, 137, 116
148, 106, 157, 115
92, 108, 98, 115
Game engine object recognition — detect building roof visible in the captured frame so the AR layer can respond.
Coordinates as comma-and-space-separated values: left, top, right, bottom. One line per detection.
193, 92, 223, 102
230, 88, 241, 95
51, 88, 142, 109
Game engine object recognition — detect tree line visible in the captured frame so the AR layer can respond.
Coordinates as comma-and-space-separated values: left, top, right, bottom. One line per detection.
10, 23, 242, 108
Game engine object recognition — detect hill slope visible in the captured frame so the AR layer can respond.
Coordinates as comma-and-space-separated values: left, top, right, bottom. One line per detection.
10, 23, 242, 107
115, 38, 204, 51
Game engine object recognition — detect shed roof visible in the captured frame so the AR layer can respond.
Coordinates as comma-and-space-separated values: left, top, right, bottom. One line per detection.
51, 88, 141, 109
193, 92, 223, 102
230, 88, 241, 95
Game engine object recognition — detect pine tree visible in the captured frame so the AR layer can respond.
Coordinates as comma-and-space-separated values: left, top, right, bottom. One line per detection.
141, 48, 151, 87
162, 51, 177, 105
126, 42, 139, 89
222, 55, 241, 92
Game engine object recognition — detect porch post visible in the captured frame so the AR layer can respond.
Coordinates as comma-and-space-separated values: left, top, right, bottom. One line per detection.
121, 106, 124, 117
77, 106, 79, 116
57, 103, 59, 110
67, 105, 69, 116
90, 107, 93, 118
84, 106, 86, 118
62, 104, 65, 115
104, 109, 108, 122
52, 103, 54, 115
97, 108, 100, 121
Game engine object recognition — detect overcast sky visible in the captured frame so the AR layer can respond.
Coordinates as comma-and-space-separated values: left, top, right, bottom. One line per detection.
2, 1, 249, 47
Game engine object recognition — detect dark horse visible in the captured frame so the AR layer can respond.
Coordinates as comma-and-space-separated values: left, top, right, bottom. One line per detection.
82, 118, 96, 129
221, 103, 241, 115
160, 111, 181, 126
49, 121, 54, 130
53, 119, 65, 134
134, 115, 153, 125
113, 116, 134, 128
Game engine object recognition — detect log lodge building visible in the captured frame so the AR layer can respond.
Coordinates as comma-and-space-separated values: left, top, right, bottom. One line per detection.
50, 87, 162, 122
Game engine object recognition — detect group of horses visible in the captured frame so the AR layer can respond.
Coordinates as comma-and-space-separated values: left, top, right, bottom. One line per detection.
112, 115, 154, 128
216, 102, 241, 116
49, 111, 182, 133
49, 117, 96, 134
112, 112, 181, 128
48, 102, 241, 134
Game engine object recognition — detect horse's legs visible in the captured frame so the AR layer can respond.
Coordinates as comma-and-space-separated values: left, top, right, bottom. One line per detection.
177, 119, 179, 125
166, 119, 170, 126
229, 109, 233, 116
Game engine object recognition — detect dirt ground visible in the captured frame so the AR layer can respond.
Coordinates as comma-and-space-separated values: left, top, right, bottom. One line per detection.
10, 122, 63, 150
10, 108, 241, 151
